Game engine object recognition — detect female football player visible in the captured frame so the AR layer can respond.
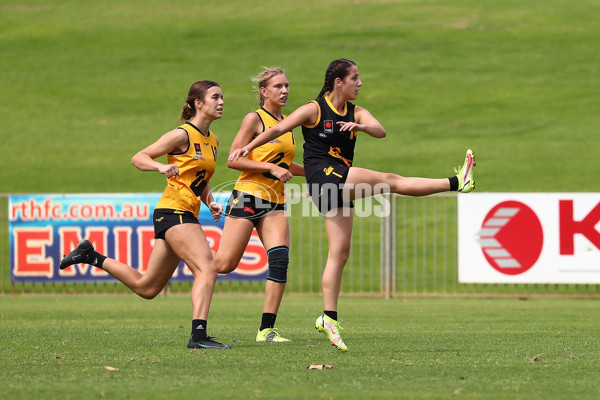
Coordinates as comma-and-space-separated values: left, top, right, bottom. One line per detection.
215, 67, 304, 343
229, 59, 475, 351
60, 80, 231, 349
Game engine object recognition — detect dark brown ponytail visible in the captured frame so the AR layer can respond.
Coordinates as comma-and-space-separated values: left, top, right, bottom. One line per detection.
317, 59, 356, 98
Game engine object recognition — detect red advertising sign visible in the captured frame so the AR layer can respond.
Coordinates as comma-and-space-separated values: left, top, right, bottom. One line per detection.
9, 194, 268, 283
459, 194, 600, 283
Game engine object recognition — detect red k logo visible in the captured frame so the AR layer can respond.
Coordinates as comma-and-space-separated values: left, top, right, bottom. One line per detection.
559, 200, 600, 255
478, 201, 544, 275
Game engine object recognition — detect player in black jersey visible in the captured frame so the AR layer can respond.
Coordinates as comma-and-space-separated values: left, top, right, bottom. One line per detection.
230, 59, 475, 351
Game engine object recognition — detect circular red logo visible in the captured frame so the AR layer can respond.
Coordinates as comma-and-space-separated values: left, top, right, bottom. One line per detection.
478, 201, 543, 275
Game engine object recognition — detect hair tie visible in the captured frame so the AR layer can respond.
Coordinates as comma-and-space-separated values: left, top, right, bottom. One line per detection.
187, 103, 192, 109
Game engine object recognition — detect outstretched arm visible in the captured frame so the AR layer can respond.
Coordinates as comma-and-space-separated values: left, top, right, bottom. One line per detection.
226, 112, 293, 182
229, 102, 318, 161
337, 106, 386, 139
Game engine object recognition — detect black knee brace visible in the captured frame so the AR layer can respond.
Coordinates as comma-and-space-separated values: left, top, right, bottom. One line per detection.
267, 246, 289, 283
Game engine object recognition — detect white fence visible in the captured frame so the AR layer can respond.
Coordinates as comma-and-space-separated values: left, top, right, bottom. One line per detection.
3, 193, 600, 297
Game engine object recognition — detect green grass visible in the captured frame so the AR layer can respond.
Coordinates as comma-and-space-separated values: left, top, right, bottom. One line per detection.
2, 295, 600, 399
2, 3, 600, 397
1, 0, 599, 194
2, 0, 600, 291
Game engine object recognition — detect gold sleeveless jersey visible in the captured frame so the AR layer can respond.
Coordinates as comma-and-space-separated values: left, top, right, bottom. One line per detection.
234, 108, 296, 204
155, 122, 218, 217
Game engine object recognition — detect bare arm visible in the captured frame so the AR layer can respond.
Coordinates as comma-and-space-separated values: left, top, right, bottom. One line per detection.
200, 182, 216, 206
289, 162, 305, 177
229, 102, 318, 161
227, 113, 281, 173
337, 106, 386, 139
200, 183, 222, 222
131, 128, 189, 178
226, 112, 293, 182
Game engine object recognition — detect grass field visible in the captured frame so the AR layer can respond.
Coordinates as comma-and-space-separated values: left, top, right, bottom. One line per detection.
2, 295, 600, 399
1, 0, 599, 194
2, 2, 600, 399
2, 0, 600, 291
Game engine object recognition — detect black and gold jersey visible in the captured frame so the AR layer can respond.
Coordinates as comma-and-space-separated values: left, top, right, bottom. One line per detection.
234, 108, 296, 204
301, 95, 357, 179
155, 122, 218, 217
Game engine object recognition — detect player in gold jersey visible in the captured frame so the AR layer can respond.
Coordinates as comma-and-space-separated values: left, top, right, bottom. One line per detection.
215, 67, 304, 343
230, 59, 475, 351
60, 81, 231, 349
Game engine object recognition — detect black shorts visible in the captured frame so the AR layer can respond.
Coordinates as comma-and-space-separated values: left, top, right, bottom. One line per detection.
225, 190, 285, 227
153, 208, 199, 240
305, 161, 354, 215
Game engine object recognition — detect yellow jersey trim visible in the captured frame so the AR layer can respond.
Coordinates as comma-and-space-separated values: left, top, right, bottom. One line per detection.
324, 94, 347, 116
302, 100, 321, 129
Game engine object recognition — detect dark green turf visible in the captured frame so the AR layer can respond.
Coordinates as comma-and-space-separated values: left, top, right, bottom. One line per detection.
2, 296, 600, 399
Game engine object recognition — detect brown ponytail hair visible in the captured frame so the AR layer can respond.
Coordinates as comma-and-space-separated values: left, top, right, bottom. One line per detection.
317, 59, 356, 98
181, 80, 220, 121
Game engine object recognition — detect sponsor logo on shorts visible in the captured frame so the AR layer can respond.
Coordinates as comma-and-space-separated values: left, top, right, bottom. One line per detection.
323, 166, 342, 178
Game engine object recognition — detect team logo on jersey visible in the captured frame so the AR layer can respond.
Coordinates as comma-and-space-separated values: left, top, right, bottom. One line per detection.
324, 120, 334, 133
194, 143, 203, 155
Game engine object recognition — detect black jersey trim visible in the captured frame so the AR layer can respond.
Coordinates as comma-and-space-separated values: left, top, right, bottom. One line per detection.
184, 121, 210, 138
254, 111, 266, 133
259, 107, 284, 123
169, 127, 191, 156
